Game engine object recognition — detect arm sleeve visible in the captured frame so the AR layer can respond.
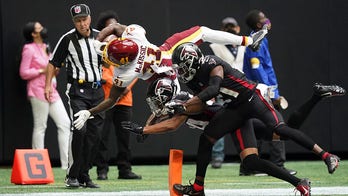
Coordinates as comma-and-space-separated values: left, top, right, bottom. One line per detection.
201, 26, 252, 46
197, 76, 222, 102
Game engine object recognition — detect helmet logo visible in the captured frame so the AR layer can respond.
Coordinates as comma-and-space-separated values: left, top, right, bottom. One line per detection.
155, 80, 173, 103
179, 45, 199, 66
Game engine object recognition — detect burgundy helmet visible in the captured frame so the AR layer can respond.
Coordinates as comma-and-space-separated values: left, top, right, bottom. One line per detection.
102, 38, 138, 67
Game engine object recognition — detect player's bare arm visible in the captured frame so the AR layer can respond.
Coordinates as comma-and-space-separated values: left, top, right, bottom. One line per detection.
143, 114, 188, 134
89, 84, 126, 115
96, 23, 127, 41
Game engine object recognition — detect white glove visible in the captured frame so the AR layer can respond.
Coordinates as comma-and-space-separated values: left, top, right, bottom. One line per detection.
93, 40, 107, 56
73, 110, 91, 130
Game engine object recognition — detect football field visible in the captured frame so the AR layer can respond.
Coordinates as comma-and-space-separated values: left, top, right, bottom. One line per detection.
2, 187, 348, 196
1, 161, 347, 196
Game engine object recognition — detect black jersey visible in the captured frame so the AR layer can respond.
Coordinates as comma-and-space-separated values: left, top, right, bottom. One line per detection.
187, 55, 257, 107
171, 91, 223, 130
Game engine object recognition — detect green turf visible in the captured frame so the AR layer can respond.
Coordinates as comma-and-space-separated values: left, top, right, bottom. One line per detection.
0, 160, 347, 194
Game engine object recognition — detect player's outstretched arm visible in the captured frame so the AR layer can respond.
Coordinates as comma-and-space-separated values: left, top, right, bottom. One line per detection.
73, 85, 126, 130
121, 115, 188, 135
143, 115, 188, 134
96, 23, 127, 41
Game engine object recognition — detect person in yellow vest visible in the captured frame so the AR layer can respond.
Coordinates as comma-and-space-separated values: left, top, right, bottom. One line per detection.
94, 10, 141, 180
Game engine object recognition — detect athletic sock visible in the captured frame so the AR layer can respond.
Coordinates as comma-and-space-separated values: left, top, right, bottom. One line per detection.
320, 151, 329, 160
193, 179, 204, 191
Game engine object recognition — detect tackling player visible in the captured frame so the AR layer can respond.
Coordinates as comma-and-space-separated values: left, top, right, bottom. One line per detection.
72, 23, 268, 130
122, 76, 344, 196
168, 42, 341, 196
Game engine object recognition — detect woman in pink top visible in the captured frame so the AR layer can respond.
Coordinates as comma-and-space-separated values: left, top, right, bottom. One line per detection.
19, 21, 70, 170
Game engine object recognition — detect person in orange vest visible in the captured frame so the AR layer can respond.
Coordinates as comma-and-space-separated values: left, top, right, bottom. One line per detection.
93, 10, 141, 180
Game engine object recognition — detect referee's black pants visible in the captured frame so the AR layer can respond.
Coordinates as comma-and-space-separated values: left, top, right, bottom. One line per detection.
67, 83, 105, 182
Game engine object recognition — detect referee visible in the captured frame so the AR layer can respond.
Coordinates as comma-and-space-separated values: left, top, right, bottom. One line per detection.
45, 4, 104, 188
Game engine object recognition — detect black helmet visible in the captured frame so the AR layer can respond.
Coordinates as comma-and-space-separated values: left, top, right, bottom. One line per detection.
172, 42, 203, 83
146, 77, 178, 117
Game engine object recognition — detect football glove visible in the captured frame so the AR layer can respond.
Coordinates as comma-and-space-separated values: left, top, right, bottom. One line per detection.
73, 110, 91, 130
136, 134, 149, 143
165, 100, 186, 115
121, 121, 144, 135
93, 40, 107, 56
249, 25, 268, 51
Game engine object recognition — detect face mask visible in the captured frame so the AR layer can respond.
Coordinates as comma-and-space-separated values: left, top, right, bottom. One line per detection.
263, 19, 271, 27
40, 28, 48, 39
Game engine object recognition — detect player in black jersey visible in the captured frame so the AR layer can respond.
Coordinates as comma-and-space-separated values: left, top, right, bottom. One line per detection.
122, 76, 344, 196
167, 42, 342, 196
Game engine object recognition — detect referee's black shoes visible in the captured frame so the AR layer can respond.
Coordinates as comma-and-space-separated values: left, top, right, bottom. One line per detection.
65, 177, 79, 188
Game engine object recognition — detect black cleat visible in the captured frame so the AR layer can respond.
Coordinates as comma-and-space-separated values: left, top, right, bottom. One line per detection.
324, 153, 340, 174
65, 177, 79, 188
295, 178, 311, 196
313, 83, 346, 97
173, 183, 205, 196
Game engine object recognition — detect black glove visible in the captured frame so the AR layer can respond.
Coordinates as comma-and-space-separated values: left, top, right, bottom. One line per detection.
165, 100, 186, 115
249, 25, 268, 52
121, 121, 143, 135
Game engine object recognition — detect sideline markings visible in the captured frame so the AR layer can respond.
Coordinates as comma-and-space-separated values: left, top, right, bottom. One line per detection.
2, 187, 348, 196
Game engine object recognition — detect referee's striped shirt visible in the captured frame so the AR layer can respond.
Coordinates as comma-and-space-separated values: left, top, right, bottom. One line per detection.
49, 28, 102, 82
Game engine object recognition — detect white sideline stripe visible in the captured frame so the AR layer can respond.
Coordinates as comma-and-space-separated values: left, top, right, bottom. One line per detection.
2, 187, 348, 196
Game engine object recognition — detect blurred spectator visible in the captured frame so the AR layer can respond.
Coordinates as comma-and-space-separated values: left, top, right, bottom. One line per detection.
19, 21, 70, 170
94, 10, 142, 180
208, 17, 246, 169
243, 9, 296, 176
